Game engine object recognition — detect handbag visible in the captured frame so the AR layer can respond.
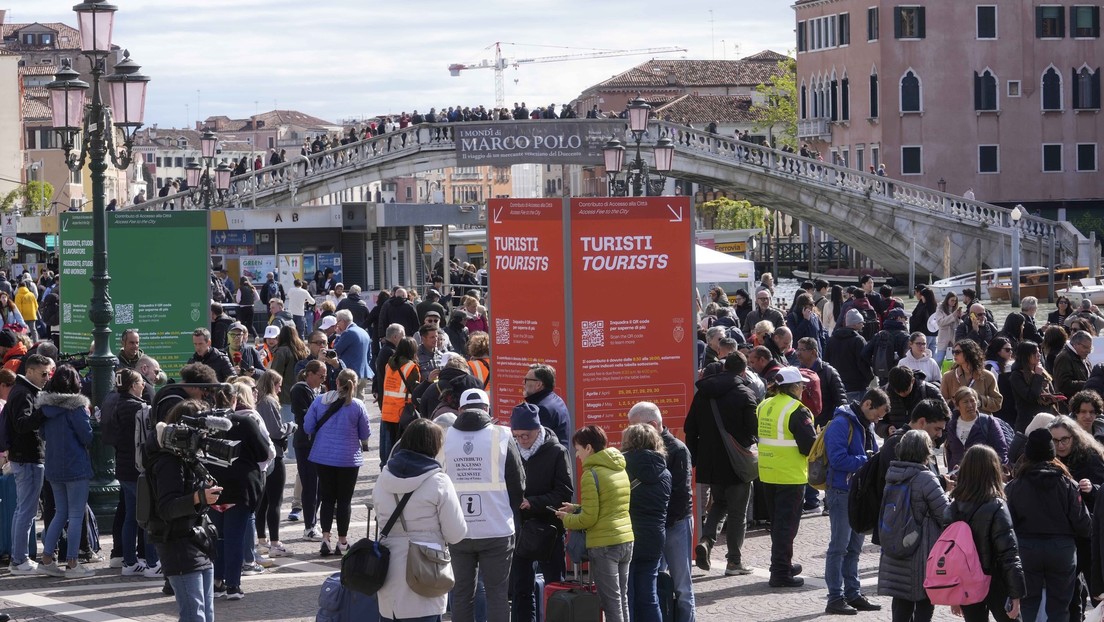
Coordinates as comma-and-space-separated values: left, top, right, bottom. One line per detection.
340, 491, 413, 596
515, 520, 559, 561
406, 538, 454, 597
709, 398, 759, 482
565, 469, 599, 565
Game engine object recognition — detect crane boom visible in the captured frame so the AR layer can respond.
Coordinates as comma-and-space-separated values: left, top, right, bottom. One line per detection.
449, 43, 687, 109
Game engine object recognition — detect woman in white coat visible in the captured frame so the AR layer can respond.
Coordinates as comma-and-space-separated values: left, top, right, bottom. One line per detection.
373, 419, 467, 622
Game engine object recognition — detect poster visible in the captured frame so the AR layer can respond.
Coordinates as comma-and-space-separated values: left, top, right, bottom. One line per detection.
278, 254, 303, 292
302, 254, 317, 281
487, 198, 568, 424
568, 197, 696, 442
239, 255, 276, 284
60, 211, 209, 378
316, 252, 343, 286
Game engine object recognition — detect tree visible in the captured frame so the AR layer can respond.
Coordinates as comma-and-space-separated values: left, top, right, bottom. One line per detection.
751, 57, 798, 150
697, 197, 770, 231
0, 181, 54, 215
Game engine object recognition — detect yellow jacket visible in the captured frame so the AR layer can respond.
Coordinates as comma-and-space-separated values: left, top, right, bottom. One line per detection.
15, 285, 37, 322
560, 448, 634, 548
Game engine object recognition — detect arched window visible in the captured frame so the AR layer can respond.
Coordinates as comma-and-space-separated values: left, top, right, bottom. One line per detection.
900, 70, 921, 112
1042, 67, 1063, 111
974, 69, 998, 111
869, 69, 879, 118
1073, 66, 1102, 110
800, 83, 808, 119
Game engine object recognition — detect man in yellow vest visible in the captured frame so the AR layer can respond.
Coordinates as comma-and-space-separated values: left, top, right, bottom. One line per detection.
756, 366, 818, 588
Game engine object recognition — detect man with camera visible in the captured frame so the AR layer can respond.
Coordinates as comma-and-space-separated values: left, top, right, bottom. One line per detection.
296, 329, 346, 392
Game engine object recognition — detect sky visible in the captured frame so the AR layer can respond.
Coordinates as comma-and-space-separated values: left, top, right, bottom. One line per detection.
7, 1, 795, 129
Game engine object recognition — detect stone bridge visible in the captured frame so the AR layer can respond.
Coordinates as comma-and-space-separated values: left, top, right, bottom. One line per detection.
139, 119, 1089, 276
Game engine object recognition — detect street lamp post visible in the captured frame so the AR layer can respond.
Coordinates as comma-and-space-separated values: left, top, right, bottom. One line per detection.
185, 130, 231, 209
602, 97, 675, 197
1010, 204, 1023, 308
46, 0, 149, 522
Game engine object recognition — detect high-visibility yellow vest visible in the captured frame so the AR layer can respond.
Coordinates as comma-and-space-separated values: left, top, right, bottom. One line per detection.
756, 395, 807, 485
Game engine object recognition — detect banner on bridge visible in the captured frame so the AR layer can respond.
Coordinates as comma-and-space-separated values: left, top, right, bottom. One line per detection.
455, 122, 609, 166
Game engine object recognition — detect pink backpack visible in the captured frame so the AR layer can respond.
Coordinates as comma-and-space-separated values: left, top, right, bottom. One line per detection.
923, 508, 991, 606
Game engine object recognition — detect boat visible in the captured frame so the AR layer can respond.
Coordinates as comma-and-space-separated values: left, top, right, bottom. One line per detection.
929, 266, 1048, 301
791, 268, 898, 286
1059, 278, 1104, 306
987, 267, 1091, 301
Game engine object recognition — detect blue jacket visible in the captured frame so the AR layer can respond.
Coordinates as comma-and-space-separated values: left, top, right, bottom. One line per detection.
334, 323, 373, 379
304, 391, 372, 467
524, 387, 571, 449
825, 403, 878, 490
36, 391, 93, 482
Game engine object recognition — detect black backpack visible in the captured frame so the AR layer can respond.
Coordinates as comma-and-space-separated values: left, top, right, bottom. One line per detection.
873, 336, 900, 380
848, 450, 883, 535
859, 308, 880, 341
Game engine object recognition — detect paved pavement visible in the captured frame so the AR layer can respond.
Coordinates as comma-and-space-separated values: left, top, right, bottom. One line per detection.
2, 398, 963, 622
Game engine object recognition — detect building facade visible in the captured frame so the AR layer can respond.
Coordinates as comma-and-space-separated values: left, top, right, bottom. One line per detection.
794, 0, 1103, 215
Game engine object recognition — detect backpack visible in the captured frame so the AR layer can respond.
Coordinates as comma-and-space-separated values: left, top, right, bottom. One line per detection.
924, 506, 992, 606
847, 450, 883, 534
807, 417, 851, 490
859, 307, 880, 341
134, 402, 154, 475
210, 274, 229, 303
798, 368, 823, 416
873, 337, 897, 380
879, 480, 921, 559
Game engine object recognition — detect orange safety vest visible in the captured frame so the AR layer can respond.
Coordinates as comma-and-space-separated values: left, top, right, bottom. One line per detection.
381, 361, 417, 424
468, 358, 491, 390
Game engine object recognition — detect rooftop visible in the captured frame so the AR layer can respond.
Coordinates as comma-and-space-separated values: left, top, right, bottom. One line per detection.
589, 51, 790, 91
1, 21, 81, 49
653, 94, 760, 124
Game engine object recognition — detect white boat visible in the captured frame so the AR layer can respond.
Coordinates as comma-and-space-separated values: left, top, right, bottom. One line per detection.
1059, 278, 1104, 305
929, 266, 1047, 301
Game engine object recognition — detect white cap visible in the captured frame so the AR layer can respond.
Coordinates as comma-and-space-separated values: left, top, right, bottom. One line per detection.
774, 366, 807, 385
319, 316, 338, 331
263, 325, 280, 339
459, 388, 490, 408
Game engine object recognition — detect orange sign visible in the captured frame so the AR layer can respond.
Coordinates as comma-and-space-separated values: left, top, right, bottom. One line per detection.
487, 199, 568, 423
569, 197, 696, 442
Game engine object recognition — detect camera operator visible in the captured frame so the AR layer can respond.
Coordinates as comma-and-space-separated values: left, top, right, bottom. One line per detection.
145, 399, 222, 622
295, 329, 345, 391
152, 363, 218, 423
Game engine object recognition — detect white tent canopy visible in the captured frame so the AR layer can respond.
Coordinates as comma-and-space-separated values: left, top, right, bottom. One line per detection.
695, 244, 755, 292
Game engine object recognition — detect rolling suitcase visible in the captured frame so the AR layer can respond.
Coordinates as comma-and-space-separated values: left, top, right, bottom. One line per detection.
544, 564, 602, 622
316, 571, 380, 622
0, 474, 15, 557
534, 570, 546, 622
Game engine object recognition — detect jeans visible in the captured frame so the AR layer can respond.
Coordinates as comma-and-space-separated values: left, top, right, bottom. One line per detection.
167, 567, 215, 622
509, 534, 565, 622
891, 597, 935, 622
1020, 536, 1077, 622
210, 504, 251, 588
590, 542, 633, 622
761, 483, 804, 578
451, 535, 513, 622
701, 482, 751, 562
825, 487, 864, 602
43, 478, 90, 561
380, 421, 399, 468
294, 439, 320, 529
660, 516, 696, 622
628, 557, 662, 622
9, 461, 43, 564
293, 315, 307, 341
120, 480, 159, 567
280, 403, 295, 460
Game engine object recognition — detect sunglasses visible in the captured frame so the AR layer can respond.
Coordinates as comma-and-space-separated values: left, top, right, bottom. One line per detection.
952, 349, 963, 355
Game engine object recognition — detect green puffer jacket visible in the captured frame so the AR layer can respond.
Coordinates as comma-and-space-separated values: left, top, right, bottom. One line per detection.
561, 448, 634, 548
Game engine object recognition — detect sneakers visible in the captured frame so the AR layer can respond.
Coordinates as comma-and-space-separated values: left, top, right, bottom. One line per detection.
319, 540, 333, 557
256, 555, 275, 568
214, 583, 227, 599
109, 556, 124, 569
304, 527, 322, 541
241, 562, 266, 576
121, 562, 149, 576
287, 508, 302, 522
847, 595, 882, 612
37, 561, 66, 577
9, 558, 39, 575
65, 563, 95, 578
226, 586, 245, 601
334, 541, 349, 556
143, 563, 163, 579
825, 599, 858, 615
268, 543, 289, 557
694, 539, 713, 571
79, 550, 104, 563
724, 561, 753, 576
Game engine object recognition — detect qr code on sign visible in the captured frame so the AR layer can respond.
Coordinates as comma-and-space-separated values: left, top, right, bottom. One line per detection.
115, 303, 134, 324
495, 318, 510, 344
581, 321, 605, 348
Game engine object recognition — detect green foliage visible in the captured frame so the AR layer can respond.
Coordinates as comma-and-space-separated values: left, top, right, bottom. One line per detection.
0, 181, 54, 214
1072, 212, 1104, 240
698, 197, 770, 231
751, 57, 798, 150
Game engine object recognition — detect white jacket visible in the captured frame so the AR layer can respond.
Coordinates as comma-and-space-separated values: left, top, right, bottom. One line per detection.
373, 457, 467, 619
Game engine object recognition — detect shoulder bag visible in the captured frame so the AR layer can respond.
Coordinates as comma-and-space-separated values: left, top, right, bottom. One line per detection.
396, 364, 422, 432
709, 398, 759, 482
340, 491, 413, 596
394, 492, 456, 597
565, 469, 599, 565
310, 397, 345, 442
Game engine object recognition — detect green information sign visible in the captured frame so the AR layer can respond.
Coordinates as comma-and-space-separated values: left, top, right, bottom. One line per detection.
60, 211, 210, 377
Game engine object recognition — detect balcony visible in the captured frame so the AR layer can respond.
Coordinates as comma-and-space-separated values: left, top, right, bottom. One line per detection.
798, 118, 831, 140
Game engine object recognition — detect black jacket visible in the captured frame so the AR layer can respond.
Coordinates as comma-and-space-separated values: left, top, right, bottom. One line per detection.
946, 499, 1025, 598
290, 380, 320, 453
660, 428, 693, 526
204, 412, 271, 510
374, 341, 397, 405
684, 371, 758, 485
210, 314, 234, 351
145, 448, 216, 576
518, 427, 573, 529
1008, 369, 1057, 432
1006, 463, 1091, 539
419, 366, 470, 418
884, 380, 942, 436
337, 293, 370, 328
3, 375, 43, 463
825, 327, 873, 392
112, 392, 147, 482
379, 298, 421, 339
624, 449, 671, 561
1060, 450, 1104, 509
861, 321, 910, 380
452, 409, 526, 515
188, 348, 234, 382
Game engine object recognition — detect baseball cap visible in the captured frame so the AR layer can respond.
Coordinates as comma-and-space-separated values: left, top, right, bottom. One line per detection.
228, 321, 246, 333
844, 308, 864, 328
774, 366, 807, 385
263, 325, 280, 339
318, 316, 338, 331
459, 388, 490, 408
424, 310, 442, 319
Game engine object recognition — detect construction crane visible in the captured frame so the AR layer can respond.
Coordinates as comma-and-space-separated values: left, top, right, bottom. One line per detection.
449, 42, 687, 109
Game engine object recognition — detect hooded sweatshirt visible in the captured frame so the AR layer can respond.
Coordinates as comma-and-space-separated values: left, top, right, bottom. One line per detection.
624, 449, 671, 560
36, 391, 93, 482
